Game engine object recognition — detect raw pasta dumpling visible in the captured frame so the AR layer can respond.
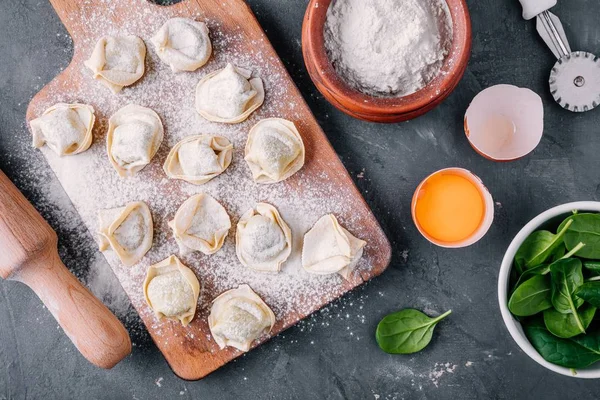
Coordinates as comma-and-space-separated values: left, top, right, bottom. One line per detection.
98, 201, 153, 267
302, 214, 366, 280
143, 255, 200, 327
195, 63, 264, 123
163, 135, 233, 185
151, 18, 212, 72
236, 203, 292, 272
245, 118, 305, 184
84, 35, 146, 93
208, 284, 275, 352
30, 103, 95, 156
169, 193, 231, 255
107, 104, 164, 177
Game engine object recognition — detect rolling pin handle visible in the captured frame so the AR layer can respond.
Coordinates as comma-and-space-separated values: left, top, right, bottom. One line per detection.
518, 0, 557, 20
14, 250, 132, 369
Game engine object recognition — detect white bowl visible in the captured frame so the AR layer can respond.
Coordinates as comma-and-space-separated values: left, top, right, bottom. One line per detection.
498, 201, 600, 379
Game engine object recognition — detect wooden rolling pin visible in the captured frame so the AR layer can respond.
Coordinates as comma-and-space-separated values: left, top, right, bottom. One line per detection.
0, 170, 131, 369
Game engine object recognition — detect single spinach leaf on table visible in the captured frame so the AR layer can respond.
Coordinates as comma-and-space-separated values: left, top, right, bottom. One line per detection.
508, 275, 552, 317
543, 305, 596, 338
563, 213, 600, 259
514, 220, 572, 270
524, 318, 600, 369
575, 282, 600, 308
550, 258, 585, 317
375, 309, 451, 354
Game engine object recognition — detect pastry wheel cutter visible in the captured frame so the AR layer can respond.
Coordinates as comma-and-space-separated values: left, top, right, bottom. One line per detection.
519, 0, 600, 112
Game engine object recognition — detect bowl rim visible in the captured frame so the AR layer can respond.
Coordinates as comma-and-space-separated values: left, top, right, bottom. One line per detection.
498, 201, 600, 379
301, 0, 472, 117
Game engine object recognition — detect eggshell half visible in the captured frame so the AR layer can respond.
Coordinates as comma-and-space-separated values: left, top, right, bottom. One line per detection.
464, 85, 543, 161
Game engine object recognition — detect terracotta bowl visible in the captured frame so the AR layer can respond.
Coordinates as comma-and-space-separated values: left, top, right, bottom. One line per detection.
301, 0, 472, 123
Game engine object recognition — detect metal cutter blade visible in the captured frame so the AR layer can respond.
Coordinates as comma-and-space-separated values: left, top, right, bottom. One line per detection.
534, 10, 600, 112
549, 52, 600, 112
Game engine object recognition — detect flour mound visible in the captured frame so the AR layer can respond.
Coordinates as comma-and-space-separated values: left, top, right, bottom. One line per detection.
324, 0, 453, 97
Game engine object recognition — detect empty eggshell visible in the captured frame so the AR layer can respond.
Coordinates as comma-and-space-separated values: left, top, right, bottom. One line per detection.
464, 84, 544, 161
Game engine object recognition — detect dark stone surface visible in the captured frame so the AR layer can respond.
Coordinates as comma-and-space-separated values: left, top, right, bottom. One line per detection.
2, 0, 600, 398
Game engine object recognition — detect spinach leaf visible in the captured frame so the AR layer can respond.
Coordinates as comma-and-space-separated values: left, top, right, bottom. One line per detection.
511, 264, 550, 295
575, 282, 600, 308
550, 259, 585, 321
557, 212, 577, 234
564, 214, 600, 259
514, 258, 525, 276
543, 305, 596, 338
508, 275, 552, 317
524, 318, 600, 369
571, 328, 600, 357
550, 258, 583, 316
583, 261, 600, 275
376, 309, 451, 354
514, 220, 572, 270
550, 244, 566, 262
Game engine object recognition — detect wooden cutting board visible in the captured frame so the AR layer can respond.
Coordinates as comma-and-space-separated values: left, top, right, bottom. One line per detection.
26, 0, 391, 380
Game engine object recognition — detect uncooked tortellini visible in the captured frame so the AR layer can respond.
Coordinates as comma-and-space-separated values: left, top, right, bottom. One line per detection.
151, 18, 212, 72
30, 103, 95, 156
208, 284, 275, 352
98, 201, 153, 267
245, 118, 305, 184
169, 193, 231, 255
143, 255, 200, 327
107, 104, 164, 177
84, 35, 146, 93
163, 135, 233, 185
236, 203, 292, 272
195, 63, 264, 124
302, 214, 366, 280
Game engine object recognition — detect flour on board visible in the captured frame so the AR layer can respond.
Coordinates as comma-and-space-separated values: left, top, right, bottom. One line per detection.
27, 0, 378, 348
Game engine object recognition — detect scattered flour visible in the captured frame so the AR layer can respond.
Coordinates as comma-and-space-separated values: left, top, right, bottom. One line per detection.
324, 0, 453, 97
428, 362, 457, 388
25, 0, 385, 355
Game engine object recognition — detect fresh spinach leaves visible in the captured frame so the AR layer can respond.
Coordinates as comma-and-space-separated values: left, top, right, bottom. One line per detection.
550, 259, 585, 317
524, 319, 600, 369
564, 214, 600, 259
575, 282, 600, 308
583, 261, 600, 275
508, 211, 600, 370
515, 220, 572, 270
511, 264, 550, 295
508, 275, 552, 317
376, 309, 451, 354
543, 305, 596, 338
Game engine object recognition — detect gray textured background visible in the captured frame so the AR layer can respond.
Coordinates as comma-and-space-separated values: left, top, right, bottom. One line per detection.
2, 0, 600, 398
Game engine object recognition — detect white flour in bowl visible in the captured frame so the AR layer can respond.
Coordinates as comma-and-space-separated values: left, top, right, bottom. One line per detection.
324, 0, 453, 97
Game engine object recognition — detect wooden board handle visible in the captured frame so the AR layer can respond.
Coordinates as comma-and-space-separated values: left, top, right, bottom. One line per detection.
14, 252, 132, 369
0, 170, 131, 368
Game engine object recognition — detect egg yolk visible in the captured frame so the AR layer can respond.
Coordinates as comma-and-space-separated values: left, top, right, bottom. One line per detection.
415, 172, 485, 243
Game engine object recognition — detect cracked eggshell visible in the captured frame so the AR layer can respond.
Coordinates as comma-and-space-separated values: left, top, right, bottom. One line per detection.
464, 84, 543, 162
